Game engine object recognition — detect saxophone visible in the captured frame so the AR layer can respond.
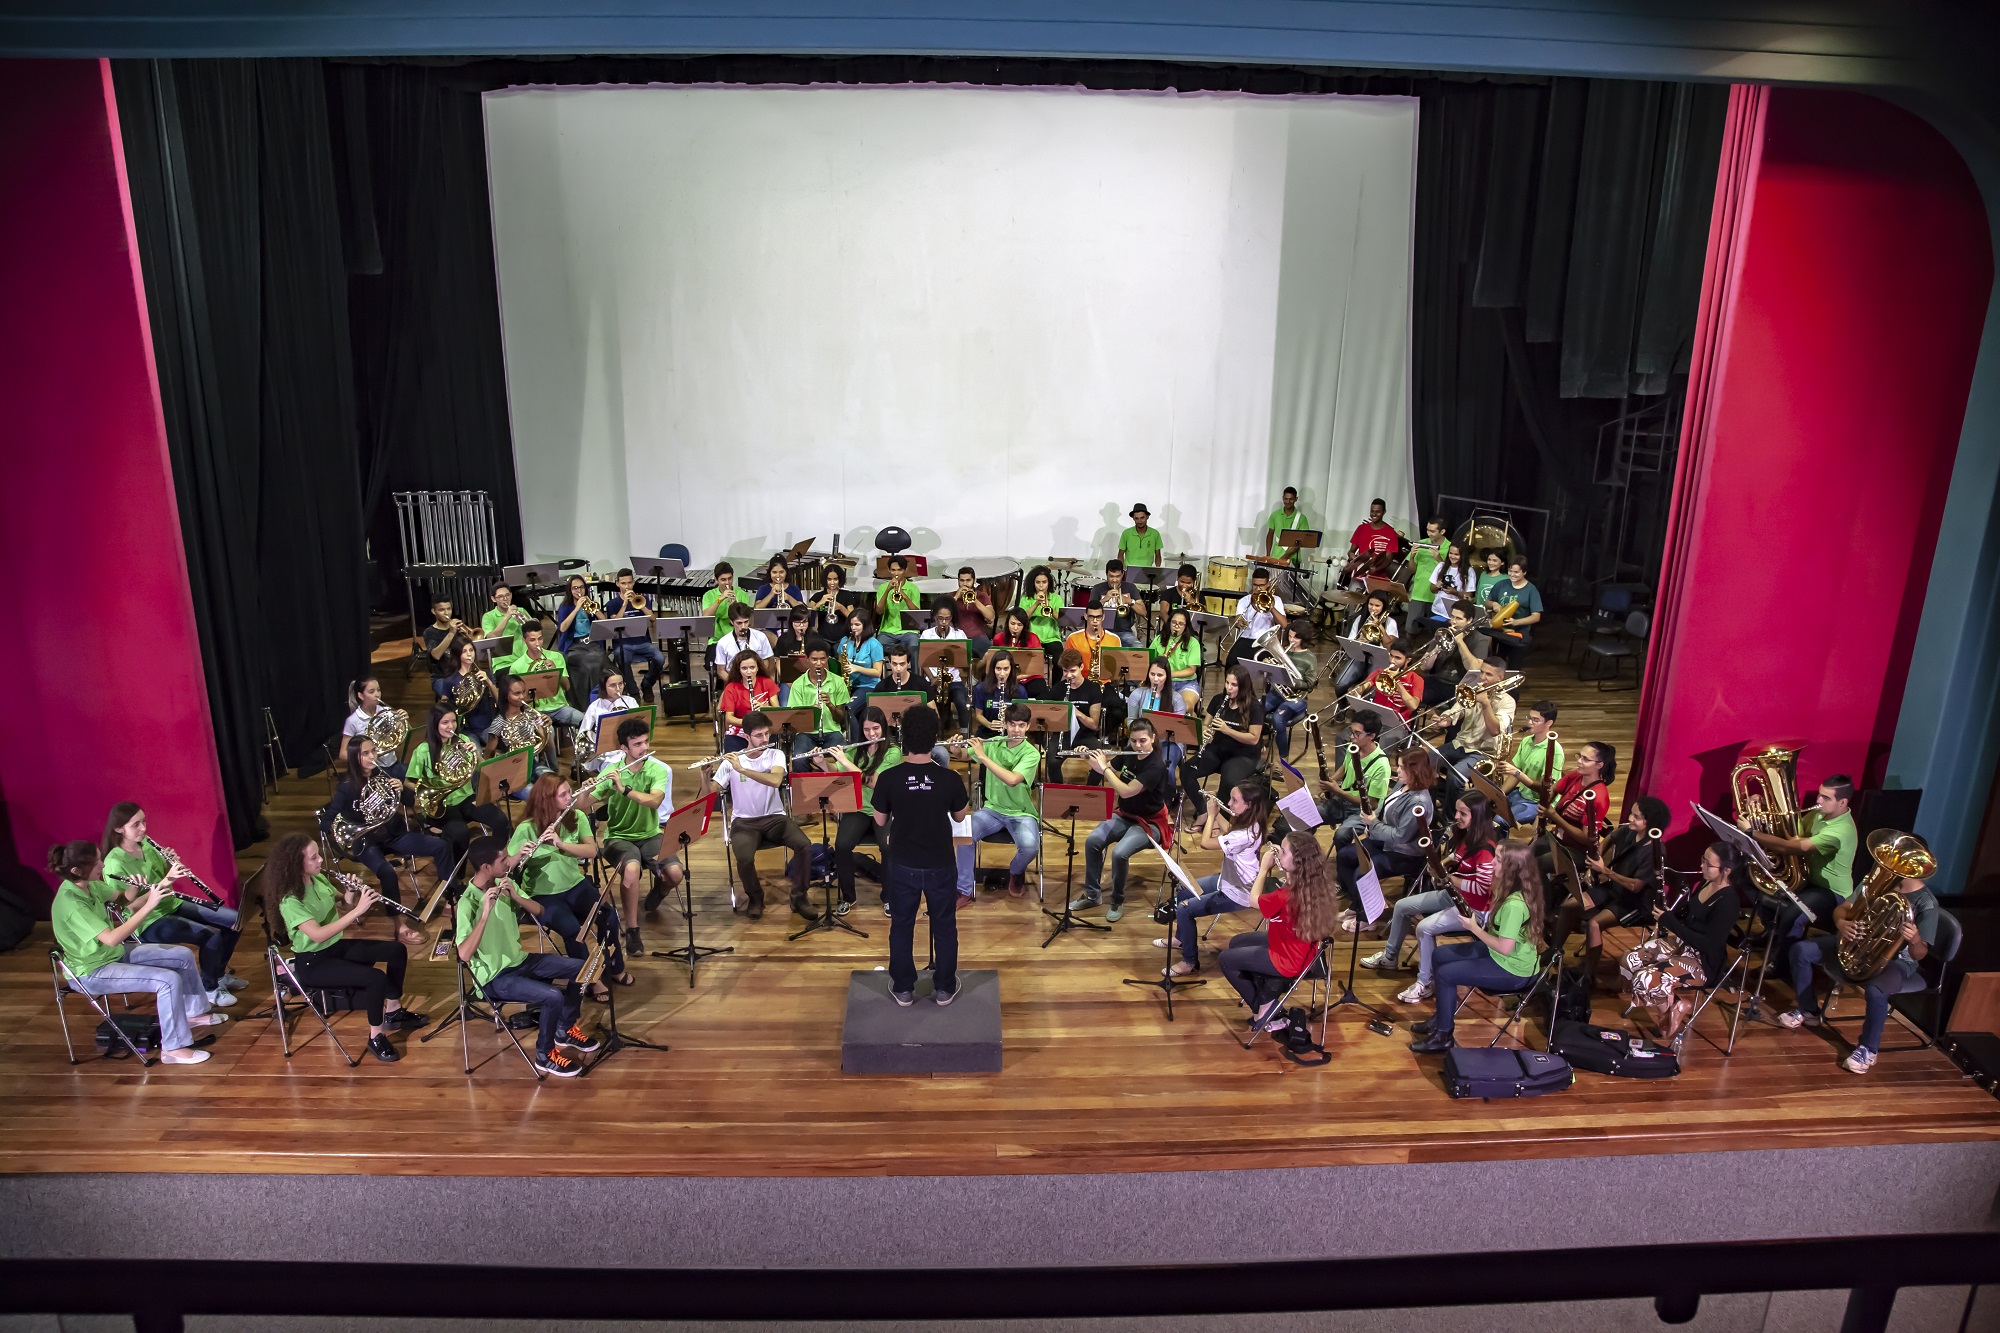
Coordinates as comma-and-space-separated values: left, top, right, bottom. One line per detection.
1837, 829, 1935, 981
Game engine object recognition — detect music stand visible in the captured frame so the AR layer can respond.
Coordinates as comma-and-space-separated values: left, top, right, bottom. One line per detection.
1275, 530, 1321, 556
501, 561, 562, 587
1039, 783, 1113, 947
760, 706, 817, 750
1323, 842, 1396, 1037
1000, 648, 1045, 679
1345, 697, 1410, 750
1235, 659, 1290, 699
779, 653, 809, 684
1023, 700, 1074, 744
1144, 709, 1200, 750
591, 704, 657, 757
654, 615, 710, 727
749, 608, 784, 635
1335, 637, 1391, 677
630, 556, 685, 580
1122, 833, 1209, 1019
1099, 647, 1149, 690
650, 792, 730, 986
472, 633, 512, 663
476, 747, 530, 807
787, 772, 867, 941
1691, 800, 1793, 1028
868, 690, 926, 734
917, 639, 968, 678
1056, 606, 1089, 634
515, 669, 565, 712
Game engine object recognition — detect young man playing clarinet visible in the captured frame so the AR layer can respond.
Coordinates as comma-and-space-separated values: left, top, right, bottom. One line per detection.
455, 837, 598, 1079
1047, 648, 1105, 784
785, 639, 851, 764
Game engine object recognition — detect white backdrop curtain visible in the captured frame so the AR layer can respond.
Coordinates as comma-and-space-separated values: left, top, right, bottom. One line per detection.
484, 85, 1417, 568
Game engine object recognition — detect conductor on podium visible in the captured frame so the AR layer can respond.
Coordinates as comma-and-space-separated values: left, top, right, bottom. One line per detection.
869, 704, 971, 1007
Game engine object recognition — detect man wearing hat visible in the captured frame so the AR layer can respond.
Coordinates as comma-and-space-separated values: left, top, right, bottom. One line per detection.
1118, 503, 1163, 572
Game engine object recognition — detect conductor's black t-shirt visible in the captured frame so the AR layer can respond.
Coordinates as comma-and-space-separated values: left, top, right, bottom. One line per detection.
869, 761, 969, 870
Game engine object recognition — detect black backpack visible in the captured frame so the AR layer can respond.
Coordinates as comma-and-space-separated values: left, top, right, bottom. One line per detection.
1549, 1019, 1681, 1078
96, 1013, 162, 1057
1271, 1008, 1330, 1066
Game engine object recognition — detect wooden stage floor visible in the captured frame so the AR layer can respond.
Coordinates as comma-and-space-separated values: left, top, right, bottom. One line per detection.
3, 632, 1995, 1179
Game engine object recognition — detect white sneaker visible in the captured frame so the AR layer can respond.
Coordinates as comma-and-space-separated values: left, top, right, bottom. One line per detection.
1777, 1008, 1821, 1029
1395, 979, 1434, 1004
1359, 950, 1393, 971
206, 987, 237, 1007
1842, 1047, 1877, 1074
219, 972, 250, 992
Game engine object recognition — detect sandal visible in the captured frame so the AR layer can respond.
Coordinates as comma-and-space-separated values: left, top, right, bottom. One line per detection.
612, 971, 636, 986
588, 984, 612, 1003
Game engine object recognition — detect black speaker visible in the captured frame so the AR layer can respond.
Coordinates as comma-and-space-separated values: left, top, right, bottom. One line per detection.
1856, 787, 1922, 840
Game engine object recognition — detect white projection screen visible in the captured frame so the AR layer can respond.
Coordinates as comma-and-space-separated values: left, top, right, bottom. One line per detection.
484, 85, 1418, 568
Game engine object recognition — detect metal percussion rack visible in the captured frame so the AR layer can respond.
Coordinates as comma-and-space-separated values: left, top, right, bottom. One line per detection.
395, 490, 503, 648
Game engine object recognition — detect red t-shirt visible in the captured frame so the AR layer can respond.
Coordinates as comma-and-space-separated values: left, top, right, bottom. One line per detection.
1367, 668, 1423, 720
991, 631, 1045, 679
718, 678, 778, 736
1445, 844, 1497, 913
1349, 521, 1400, 556
951, 588, 994, 639
1549, 775, 1611, 846
1258, 887, 1318, 978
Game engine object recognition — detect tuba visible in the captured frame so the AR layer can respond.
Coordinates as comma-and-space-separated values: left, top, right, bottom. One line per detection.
415, 735, 480, 819
364, 706, 410, 756
331, 774, 403, 856
1731, 745, 1806, 898
1837, 829, 1935, 981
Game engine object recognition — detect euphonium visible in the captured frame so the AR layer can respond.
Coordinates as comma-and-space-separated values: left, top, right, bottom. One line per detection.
1837, 829, 1935, 981
1251, 627, 1309, 700
1731, 745, 1806, 897
364, 706, 410, 755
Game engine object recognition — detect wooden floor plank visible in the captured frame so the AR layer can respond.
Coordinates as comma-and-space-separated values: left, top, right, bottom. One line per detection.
3, 632, 1994, 1179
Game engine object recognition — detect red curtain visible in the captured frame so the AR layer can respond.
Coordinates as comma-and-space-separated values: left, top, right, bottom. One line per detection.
0, 60, 236, 905
1629, 86, 1992, 846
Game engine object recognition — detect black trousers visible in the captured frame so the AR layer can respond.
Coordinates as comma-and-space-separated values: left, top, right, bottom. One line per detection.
537, 881, 625, 980
434, 799, 509, 863
835, 811, 880, 904
1180, 745, 1258, 806
356, 830, 451, 905
292, 937, 407, 1026
1334, 842, 1424, 918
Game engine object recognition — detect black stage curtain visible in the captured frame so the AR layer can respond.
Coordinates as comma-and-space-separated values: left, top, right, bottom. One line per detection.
113, 60, 371, 845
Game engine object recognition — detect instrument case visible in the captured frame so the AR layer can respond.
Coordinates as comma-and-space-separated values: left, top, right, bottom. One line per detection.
1442, 1046, 1573, 1099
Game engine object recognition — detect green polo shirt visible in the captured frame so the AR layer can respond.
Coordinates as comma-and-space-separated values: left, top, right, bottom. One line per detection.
701, 586, 752, 643
1803, 810, 1859, 900
455, 883, 526, 990
1265, 508, 1306, 565
508, 812, 590, 896
592, 754, 670, 843
102, 844, 171, 933
979, 737, 1042, 818
1489, 893, 1539, 978
1507, 734, 1565, 794
494, 648, 570, 711
1118, 526, 1163, 570
875, 582, 923, 635
1406, 538, 1445, 600
786, 671, 852, 734
1024, 595, 1061, 646
52, 878, 124, 976
407, 740, 474, 808
857, 745, 904, 807
482, 605, 527, 655
1149, 635, 1202, 678
1343, 747, 1393, 805
279, 874, 342, 953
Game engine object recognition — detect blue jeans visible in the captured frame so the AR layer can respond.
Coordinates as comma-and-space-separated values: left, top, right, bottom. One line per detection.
538, 881, 625, 979
1788, 934, 1924, 1054
1380, 888, 1451, 965
1083, 814, 1152, 902
1431, 940, 1534, 1037
1174, 878, 1240, 965
790, 731, 844, 770
70, 942, 211, 1051
138, 904, 239, 989
886, 862, 959, 997
1508, 791, 1540, 824
964, 808, 1039, 890
1263, 690, 1309, 760
539, 703, 585, 732
482, 952, 584, 1056
356, 832, 450, 906
614, 640, 667, 691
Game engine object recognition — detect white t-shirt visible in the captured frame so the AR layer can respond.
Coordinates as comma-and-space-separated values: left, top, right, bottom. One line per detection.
716, 746, 788, 821
713, 629, 775, 671
581, 696, 639, 751
342, 707, 373, 738
1215, 826, 1264, 906
917, 627, 969, 682
1431, 564, 1476, 620
1233, 594, 1280, 643
1348, 610, 1398, 643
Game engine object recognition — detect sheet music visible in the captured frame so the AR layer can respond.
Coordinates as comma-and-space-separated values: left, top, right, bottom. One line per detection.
1276, 782, 1324, 829
1145, 833, 1203, 897
1354, 847, 1387, 924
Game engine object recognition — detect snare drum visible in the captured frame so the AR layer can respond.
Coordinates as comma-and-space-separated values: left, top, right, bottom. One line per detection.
1206, 557, 1249, 593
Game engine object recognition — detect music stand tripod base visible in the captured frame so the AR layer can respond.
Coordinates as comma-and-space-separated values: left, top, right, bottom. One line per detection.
789, 773, 869, 942
1038, 785, 1114, 948
650, 798, 734, 987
